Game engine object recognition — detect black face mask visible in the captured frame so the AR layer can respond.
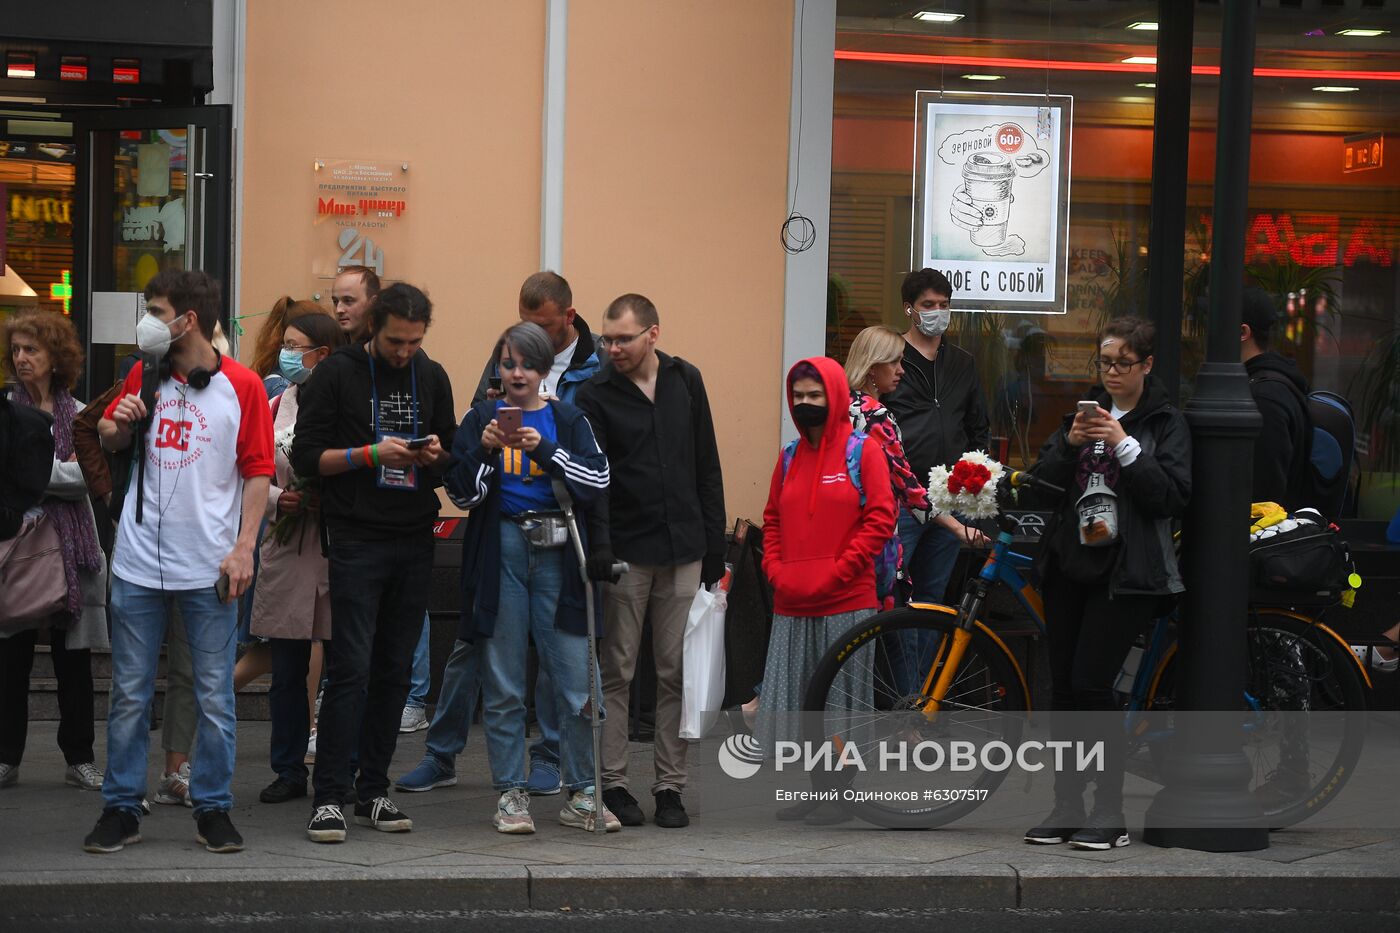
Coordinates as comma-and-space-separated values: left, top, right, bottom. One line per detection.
792, 403, 827, 428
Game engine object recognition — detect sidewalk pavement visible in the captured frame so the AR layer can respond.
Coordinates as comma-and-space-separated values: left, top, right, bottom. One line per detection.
1, 721, 1396, 919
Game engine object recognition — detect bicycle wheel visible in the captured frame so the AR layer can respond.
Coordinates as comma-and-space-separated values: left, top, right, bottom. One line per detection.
801, 606, 1030, 829
1145, 609, 1367, 828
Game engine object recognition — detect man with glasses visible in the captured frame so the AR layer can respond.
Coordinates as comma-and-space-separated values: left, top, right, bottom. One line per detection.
883, 268, 990, 606
575, 293, 726, 830
396, 271, 601, 797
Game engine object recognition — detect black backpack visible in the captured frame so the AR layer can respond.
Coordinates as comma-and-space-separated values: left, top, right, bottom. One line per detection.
1251, 371, 1356, 520
0, 388, 56, 540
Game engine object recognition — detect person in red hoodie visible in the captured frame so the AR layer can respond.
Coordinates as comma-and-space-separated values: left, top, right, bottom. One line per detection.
756, 357, 896, 819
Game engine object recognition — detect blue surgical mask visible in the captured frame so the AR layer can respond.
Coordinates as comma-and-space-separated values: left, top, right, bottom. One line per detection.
278, 347, 313, 384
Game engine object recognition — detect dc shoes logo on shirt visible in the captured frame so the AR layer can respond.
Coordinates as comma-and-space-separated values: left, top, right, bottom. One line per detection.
156, 418, 192, 452
820, 473, 849, 486
149, 398, 211, 470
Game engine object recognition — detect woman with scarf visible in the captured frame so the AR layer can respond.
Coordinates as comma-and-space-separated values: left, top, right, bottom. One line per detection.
1022, 316, 1190, 851
1, 310, 108, 792
248, 310, 345, 805
755, 357, 896, 822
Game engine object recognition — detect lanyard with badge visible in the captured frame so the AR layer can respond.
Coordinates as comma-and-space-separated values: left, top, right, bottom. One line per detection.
368, 352, 419, 491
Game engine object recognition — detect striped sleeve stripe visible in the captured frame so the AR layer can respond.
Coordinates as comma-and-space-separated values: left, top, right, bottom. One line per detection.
454, 462, 495, 508
552, 448, 609, 489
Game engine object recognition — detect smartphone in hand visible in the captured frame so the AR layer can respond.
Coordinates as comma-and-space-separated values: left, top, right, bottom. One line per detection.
214, 573, 231, 603
496, 406, 523, 435
1077, 400, 1101, 417
488, 376, 503, 393
406, 436, 432, 450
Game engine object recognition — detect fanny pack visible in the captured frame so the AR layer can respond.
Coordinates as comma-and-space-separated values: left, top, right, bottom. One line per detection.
509, 511, 570, 549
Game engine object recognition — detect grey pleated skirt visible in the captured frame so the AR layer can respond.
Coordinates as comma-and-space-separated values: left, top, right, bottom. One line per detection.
754, 608, 877, 753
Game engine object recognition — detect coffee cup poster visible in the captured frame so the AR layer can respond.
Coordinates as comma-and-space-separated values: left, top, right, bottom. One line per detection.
914, 93, 1073, 314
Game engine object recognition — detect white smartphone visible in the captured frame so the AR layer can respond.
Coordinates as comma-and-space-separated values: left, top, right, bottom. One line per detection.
1077, 400, 1101, 416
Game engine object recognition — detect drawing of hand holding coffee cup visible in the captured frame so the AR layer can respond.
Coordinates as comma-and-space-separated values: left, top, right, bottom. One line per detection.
942, 123, 1051, 258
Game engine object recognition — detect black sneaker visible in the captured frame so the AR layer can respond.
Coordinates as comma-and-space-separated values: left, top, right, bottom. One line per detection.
1067, 810, 1129, 850
83, 808, 141, 854
259, 776, 308, 804
653, 789, 690, 828
602, 787, 645, 827
354, 796, 413, 833
1024, 800, 1086, 845
307, 804, 347, 843
196, 810, 245, 853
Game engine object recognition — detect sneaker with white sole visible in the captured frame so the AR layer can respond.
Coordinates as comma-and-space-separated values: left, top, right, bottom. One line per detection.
493, 788, 535, 834
83, 808, 141, 854
1067, 810, 1130, 850
399, 705, 428, 733
559, 788, 621, 832
153, 761, 192, 807
306, 804, 347, 843
65, 762, 104, 791
354, 796, 413, 832
304, 730, 317, 765
396, 756, 457, 792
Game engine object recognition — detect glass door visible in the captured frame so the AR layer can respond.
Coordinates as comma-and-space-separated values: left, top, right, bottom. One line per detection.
70, 105, 230, 398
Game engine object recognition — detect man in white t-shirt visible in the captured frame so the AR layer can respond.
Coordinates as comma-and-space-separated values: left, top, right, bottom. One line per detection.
84, 271, 273, 856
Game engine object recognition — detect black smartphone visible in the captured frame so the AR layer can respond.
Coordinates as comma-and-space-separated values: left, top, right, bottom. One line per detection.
496, 406, 523, 435
488, 375, 503, 393
214, 573, 231, 603
406, 436, 432, 450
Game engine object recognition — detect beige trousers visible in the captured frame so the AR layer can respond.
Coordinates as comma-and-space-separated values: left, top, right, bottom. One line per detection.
599, 560, 701, 795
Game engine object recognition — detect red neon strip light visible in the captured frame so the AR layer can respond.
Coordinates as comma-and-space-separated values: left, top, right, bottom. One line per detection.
834, 49, 1400, 82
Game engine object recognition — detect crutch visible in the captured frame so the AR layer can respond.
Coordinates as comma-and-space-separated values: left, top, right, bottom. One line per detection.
553, 479, 626, 835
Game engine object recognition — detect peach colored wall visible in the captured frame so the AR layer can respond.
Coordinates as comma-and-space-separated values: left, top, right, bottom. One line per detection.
238, 0, 546, 406
241, 1, 794, 523
563, 0, 794, 523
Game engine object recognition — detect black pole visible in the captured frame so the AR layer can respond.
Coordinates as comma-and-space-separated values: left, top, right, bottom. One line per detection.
1145, 0, 1194, 405
1143, 0, 1268, 852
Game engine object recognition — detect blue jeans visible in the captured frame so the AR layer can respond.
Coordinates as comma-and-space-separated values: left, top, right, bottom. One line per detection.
407, 613, 431, 709
480, 521, 596, 792
314, 532, 433, 806
421, 639, 560, 770
890, 509, 963, 697
104, 577, 238, 817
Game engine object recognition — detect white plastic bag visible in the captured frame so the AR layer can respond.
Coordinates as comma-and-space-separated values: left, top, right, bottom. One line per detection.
679, 575, 729, 740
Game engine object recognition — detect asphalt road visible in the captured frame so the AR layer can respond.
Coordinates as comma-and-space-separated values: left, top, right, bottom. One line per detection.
9, 908, 1398, 932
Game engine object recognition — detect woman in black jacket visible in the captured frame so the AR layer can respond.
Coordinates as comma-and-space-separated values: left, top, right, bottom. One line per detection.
1022, 316, 1191, 851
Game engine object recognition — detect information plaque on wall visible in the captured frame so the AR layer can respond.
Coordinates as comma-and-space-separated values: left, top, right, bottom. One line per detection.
913, 92, 1073, 314
311, 159, 411, 285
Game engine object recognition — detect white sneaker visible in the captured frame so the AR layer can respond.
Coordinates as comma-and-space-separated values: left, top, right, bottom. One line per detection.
1351, 644, 1399, 673
559, 788, 621, 832
65, 762, 104, 791
493, 788, 535, 834
305, 730, 317, 765
153, 761, 192, 808
399, 705, 428, 733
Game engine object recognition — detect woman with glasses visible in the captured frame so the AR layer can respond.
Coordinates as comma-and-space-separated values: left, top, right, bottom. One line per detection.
1021, 316, 1191, 851
248, 310, 345, 804
445, 322, 618, 835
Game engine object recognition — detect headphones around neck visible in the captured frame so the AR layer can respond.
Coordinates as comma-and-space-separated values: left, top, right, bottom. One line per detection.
158, 348, 223, 390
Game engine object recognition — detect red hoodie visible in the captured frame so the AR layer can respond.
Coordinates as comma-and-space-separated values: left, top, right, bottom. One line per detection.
761, 356, 897, 617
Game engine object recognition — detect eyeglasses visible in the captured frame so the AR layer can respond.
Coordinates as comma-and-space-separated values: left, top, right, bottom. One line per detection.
282, 343, 317, 352
599, 330, 650, 349
1093, 357, 1146, 374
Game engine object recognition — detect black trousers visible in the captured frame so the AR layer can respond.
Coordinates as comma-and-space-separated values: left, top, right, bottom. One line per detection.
0, 628, 95, 767
1041, 573, 1167, 812
313, 532, 433, 807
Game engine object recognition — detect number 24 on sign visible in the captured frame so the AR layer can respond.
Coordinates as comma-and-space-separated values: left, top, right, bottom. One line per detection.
339, 227, 385, 276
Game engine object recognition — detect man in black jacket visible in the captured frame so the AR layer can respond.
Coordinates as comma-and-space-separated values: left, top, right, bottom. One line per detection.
576, 293, 726, 831
290, 283, 456, 844
1241, 287, 1309, 512
882, 268, 990, 605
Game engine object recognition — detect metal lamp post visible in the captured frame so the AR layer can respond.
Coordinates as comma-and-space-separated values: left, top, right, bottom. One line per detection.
1142, 0, 1270, 852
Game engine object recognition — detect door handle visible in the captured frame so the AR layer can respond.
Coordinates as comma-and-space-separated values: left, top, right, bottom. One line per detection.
194, 172, 214, 180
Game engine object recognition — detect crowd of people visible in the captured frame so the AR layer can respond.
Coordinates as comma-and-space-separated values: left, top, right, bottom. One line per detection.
1, 263, 1391, 857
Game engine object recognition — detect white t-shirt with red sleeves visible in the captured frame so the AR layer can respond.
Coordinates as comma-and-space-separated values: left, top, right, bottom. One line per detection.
105, 355, 275, 590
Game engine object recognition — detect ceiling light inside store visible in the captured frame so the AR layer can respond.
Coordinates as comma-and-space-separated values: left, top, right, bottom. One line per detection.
914, 11, 964, 23
1136, 82, 1156, 88
1313, 85, 1361, 92
1121, 56, 1157, 65
1337, 29, 1389, 37
1126, 22, 1159, 31
961, 74, 1004, 81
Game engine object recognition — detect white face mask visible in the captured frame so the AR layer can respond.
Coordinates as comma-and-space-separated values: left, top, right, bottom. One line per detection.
914, 308, 951, 338
136, 312, 186, 356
